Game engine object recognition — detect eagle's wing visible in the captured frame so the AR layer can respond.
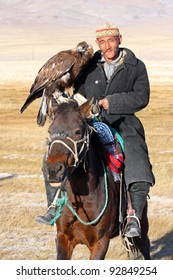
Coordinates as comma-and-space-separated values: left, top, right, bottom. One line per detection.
31, 51, 75, 93
20, 51, 75, 113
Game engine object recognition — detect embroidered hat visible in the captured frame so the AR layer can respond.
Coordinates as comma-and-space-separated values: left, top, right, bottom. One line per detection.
96, 22, 120, 39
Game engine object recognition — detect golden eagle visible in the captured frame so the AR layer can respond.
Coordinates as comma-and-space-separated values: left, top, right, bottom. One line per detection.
20, 41, 93, 126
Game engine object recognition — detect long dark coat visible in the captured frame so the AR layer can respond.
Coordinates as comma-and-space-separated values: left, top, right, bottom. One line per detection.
74, 47, 155, 188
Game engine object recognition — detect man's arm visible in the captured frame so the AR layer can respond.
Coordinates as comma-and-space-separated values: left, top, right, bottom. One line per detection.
106, 62, 150, 115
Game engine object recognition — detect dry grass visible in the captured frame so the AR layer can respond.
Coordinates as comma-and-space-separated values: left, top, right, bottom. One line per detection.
0, 82, 173, 260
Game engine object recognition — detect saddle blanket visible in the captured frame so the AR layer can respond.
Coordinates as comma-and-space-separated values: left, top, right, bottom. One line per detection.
93, 121, 124, 179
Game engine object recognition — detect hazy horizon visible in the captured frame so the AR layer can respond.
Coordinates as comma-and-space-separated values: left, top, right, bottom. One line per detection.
0, 0, 172, 83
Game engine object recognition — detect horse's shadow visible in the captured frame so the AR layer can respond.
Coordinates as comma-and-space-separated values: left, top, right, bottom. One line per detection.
151, 230, 173, 259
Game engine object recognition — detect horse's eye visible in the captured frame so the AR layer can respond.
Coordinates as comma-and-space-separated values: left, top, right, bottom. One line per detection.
75, 129, 81, 136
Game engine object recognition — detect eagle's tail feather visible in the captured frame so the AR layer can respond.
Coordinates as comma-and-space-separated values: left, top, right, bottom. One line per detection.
37, 109, 47, 127
37, 91, 47, 126
20, 91, 42, 113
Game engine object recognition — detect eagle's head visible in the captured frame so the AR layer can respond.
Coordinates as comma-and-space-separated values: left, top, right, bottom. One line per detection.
76, 41, 93, 55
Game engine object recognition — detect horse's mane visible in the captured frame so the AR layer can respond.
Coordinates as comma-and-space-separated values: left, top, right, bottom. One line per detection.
56, 100, 79, 115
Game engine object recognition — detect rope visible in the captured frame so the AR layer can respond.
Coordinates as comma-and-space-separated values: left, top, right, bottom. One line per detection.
50, 158, 108, 226
49, 128, 90, 168
67, 158, 108, 225
49, 191, 68, 225
49, 121, 123, 226
109, 126, 124, 152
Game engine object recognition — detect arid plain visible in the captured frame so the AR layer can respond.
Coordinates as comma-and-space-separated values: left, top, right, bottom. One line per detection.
0, 24, 173, 260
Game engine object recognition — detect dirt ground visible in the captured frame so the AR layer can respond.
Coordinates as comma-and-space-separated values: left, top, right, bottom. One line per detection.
0, 82, 173, 260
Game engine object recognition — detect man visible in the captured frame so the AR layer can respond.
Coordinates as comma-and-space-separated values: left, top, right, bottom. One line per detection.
36, 22, 155, 238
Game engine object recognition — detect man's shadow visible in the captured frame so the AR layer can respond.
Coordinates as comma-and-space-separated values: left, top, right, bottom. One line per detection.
151, 230, 173, 259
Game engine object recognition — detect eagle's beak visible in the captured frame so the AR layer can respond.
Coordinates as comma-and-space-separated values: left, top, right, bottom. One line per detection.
88, 44, 93, 49
77, 45, 86, 53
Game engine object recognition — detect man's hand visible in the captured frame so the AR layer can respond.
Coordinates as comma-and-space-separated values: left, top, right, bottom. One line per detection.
99, 98, 109, 110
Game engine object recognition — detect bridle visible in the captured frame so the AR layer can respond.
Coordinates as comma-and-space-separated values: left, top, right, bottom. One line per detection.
47, 123, 110, 227
47, 125, 93, 168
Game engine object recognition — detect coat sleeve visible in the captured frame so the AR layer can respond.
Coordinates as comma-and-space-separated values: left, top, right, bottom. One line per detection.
107, 62, 150, 115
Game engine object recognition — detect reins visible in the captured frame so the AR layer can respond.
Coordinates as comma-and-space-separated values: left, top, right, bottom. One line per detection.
48, 123, 109, 226
48, 121, 124, 226
50, 156, 108, 225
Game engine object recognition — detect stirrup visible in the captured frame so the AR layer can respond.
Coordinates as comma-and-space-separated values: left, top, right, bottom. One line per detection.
122, 214, 141, 238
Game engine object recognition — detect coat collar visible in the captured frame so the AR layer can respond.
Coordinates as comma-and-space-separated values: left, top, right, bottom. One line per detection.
93, 47, 138, 66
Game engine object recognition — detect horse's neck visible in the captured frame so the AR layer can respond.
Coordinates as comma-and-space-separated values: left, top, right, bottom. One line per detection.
66, 144, 103, 197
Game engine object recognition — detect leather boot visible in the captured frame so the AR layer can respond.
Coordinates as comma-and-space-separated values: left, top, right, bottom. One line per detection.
35, 180, 57, 225
125, 182, 150, 238
35, 154, 58, 225
35, 205, 56, 225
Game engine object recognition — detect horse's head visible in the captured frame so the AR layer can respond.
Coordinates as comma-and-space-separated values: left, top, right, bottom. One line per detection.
45, 98, 94, 187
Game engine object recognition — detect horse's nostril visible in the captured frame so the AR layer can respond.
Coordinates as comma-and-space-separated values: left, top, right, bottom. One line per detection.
48, 164, 65, 182
56, 164, 63, 173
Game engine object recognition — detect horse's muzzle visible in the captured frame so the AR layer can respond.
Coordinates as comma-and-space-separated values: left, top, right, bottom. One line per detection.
46, 163, 67, 187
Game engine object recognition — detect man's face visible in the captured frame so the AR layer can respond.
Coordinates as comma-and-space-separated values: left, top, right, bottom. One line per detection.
96, 35, 122, 63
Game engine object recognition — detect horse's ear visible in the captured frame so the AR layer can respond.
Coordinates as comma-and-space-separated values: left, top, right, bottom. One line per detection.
79, 97, 94, 118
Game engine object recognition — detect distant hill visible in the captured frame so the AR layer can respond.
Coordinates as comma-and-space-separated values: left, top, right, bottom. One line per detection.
0, 0, 172, 29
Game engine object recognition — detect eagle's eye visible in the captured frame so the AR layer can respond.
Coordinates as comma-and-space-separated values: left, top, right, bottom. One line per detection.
77, 44, 87, 53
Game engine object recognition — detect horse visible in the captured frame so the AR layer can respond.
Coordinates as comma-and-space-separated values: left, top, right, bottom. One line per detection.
43, 98, 151, 260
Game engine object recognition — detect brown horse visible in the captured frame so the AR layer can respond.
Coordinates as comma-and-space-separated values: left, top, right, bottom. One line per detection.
43, 98, 151, 260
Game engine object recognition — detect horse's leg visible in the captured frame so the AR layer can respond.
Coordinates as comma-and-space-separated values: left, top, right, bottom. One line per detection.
56, 233, 74, 260
133, 203, 151, 260
89, 237, 110, 260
